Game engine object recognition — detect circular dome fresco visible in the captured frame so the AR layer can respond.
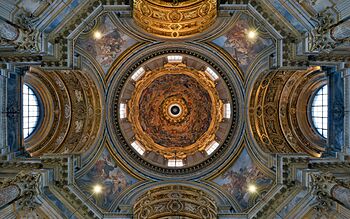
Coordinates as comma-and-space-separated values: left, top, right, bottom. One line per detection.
109, 47, 243, 179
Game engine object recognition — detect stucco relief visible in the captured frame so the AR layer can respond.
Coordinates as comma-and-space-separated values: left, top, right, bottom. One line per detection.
133, 185, 217, 219
133, 0, 217, 38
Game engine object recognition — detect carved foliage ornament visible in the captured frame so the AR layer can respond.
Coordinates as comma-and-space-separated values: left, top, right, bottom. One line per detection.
0, 20, 38, 52
0, 171, 41, 211
133, 0, 217, 38
310, 12, 350, 52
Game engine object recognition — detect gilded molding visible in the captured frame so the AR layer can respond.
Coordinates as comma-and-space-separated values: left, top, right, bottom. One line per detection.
24, 68, 102, 156
133, 0, 217, 38
127, 64, 223, 159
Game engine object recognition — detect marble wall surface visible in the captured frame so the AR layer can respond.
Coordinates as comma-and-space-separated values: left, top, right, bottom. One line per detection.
328, 69, 344, 155
6, 70, 22, 156
44, 188, 76, 219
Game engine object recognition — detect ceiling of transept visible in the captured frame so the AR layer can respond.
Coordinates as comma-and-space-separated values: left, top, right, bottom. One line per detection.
0, 0, 349, 218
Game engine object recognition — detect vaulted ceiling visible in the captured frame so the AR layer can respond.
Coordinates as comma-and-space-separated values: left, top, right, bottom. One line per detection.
0, 0, 349, 218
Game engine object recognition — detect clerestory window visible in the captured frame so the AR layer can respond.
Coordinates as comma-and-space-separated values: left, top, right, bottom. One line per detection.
311, 85, 328, 138
23, 84, 40, 139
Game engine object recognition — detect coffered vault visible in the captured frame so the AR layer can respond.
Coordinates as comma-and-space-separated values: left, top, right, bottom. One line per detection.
0, 0, 350, 219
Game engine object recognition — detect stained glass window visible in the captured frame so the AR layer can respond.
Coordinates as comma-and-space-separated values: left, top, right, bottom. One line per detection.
23, 84, 40, 139
311, 85, 328, 138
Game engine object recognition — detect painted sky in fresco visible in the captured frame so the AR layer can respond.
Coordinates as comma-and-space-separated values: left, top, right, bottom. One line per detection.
76, 14, 137, 74
213, 13, 273, 74
76, 147, 138, 210
213, 148, 273, 210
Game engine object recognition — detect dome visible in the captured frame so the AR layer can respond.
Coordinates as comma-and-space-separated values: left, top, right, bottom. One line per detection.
108, 47, 243, 179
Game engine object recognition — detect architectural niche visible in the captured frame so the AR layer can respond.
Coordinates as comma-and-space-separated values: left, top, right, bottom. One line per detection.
133, 185, 217, 219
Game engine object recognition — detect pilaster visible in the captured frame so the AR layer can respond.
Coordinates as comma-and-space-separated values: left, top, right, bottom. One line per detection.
343, 67, 350, 157
323, 66, 344, 157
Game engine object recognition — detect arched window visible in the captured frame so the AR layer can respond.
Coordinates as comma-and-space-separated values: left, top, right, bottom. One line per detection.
311, 85, 328, 138
23, 84, 40, 139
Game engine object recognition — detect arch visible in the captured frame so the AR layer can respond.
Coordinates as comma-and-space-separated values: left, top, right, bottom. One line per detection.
24, 67, 103, 157
132, 184, 218, 219
248, 67, 327, 156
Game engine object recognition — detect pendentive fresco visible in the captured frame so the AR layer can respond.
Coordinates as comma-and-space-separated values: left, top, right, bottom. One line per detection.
0, 0, 349, 218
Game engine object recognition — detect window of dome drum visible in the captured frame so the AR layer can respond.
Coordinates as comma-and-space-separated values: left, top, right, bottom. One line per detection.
167, 55, 182, 63
131, 141, 145, 155
23, 84, 40, 139
205, 67, 219, 81
119, 103, 127, 119
131, 67, 145, 81
311, 85, 328, 138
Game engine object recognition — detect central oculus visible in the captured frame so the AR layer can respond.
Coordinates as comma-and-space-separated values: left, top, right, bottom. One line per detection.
128, 64, 223, 159
170, 105, 180, 116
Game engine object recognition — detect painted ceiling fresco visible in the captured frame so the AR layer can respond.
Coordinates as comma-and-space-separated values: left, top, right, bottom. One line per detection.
212, 148, 274, 210
1, 0, 349, 218
139, 74, 212, 147
76, 13, 137, 74
76, 147, 138, 210
213, 12, 274, 74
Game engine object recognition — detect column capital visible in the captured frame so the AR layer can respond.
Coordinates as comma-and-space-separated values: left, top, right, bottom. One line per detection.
310, 172, 350, 211
310, 172, 338, 196
0, 170, 41, 211
310, 172, 337, 213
